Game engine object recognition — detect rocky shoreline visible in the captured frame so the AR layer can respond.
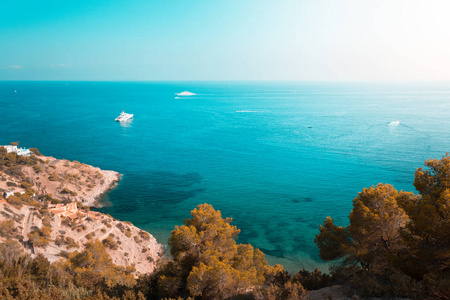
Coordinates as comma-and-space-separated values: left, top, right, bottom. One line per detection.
1, 154, 122, 207
80, 169, 121, 207
0, 150, 164, 274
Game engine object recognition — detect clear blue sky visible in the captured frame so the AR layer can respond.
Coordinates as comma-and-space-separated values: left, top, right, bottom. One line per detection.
1, 0, 449, 81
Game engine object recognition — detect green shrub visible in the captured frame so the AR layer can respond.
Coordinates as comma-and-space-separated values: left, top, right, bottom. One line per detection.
55, 235, 65, 246
0, 211, 11, 218
65, 237, 79, 249
115, 222, 125, 231
0, 219, 16, 238
33, 165, 42, 173
48, 174, 58, 181
20, 182, 33, 189
293, 269, 334, 291
60, 188, 77, 196
139, 230, 151, 241
28, 225, 52, 247
55, 235, 79, 249
76, 224, 86, 232
42, 216, 51, 227
102, 236, 119, 250
6, 195, 23, 207
29, 148, 42, 156
61, 218, 71, 227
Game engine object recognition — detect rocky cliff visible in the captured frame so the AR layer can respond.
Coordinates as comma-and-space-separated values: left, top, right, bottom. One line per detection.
0, 147, 163, 274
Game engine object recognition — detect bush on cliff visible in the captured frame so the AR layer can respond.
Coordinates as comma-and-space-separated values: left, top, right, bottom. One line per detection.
0, 220, 16, 238
29, 148, 42, 156
28, 224, 52, 247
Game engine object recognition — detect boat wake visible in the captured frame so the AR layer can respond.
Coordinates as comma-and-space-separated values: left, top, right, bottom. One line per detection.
388, 120, 417, 131
388, 120, 400, 126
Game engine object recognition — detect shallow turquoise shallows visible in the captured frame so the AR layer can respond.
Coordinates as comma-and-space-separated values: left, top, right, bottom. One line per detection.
1, 81, 449, 273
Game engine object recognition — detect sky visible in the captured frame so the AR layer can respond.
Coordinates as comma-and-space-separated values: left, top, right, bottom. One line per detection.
1, 0, 449, 81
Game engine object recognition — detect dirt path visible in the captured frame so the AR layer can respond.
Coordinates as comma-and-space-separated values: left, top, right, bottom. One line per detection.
96, 228, 114, 241
21, 208, 35, 254
22, 208, 34, 241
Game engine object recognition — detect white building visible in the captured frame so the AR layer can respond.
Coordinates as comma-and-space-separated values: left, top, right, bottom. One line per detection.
2, 145, 31, 156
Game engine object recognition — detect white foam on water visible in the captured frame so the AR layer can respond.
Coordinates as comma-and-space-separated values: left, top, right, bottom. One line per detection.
389, 120, 400, 126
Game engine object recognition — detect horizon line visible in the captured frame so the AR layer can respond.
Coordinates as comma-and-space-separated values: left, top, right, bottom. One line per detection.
1, 79, 450, 84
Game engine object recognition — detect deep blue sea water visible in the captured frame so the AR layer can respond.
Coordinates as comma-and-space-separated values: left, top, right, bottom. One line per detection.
1, 81, 449, 272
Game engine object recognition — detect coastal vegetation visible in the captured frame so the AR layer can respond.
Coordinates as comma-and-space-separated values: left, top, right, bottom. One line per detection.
0, 239, 139, 300
150, 204, 287, 299
0, 145, 448, 299
0, 146, 42, 180
315, 154, 450, 299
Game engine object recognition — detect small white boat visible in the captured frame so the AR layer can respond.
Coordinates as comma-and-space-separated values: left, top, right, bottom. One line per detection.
115, 111, 133, 122
388, 120, 400, 126
176, 91, 195, 96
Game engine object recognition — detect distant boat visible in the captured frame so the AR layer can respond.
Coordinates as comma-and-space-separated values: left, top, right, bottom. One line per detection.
115, 111, 133, 122
176, 91, 195, 96
389, 120, 400, 126
14, 90, 17, 93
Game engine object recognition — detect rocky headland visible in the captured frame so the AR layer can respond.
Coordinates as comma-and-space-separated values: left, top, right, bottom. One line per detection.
0, 153, 120, 207
0, 146, 163, 275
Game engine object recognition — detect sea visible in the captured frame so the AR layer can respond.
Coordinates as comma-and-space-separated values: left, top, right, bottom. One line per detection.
1, 81, 449, 273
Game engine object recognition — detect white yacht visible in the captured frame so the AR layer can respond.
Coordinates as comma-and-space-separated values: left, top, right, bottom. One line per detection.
176, 91, 195, 96
115, 111, 134, 122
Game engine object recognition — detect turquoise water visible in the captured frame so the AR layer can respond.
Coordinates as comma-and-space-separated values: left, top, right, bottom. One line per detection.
1, 81, 449, 272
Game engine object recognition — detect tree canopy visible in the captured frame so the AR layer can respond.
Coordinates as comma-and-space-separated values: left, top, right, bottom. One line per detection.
157, 203, 284, 300
315, 154, 450, 299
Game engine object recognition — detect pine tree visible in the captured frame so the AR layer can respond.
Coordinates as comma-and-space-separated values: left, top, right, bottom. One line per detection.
160, 203, 284, 300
